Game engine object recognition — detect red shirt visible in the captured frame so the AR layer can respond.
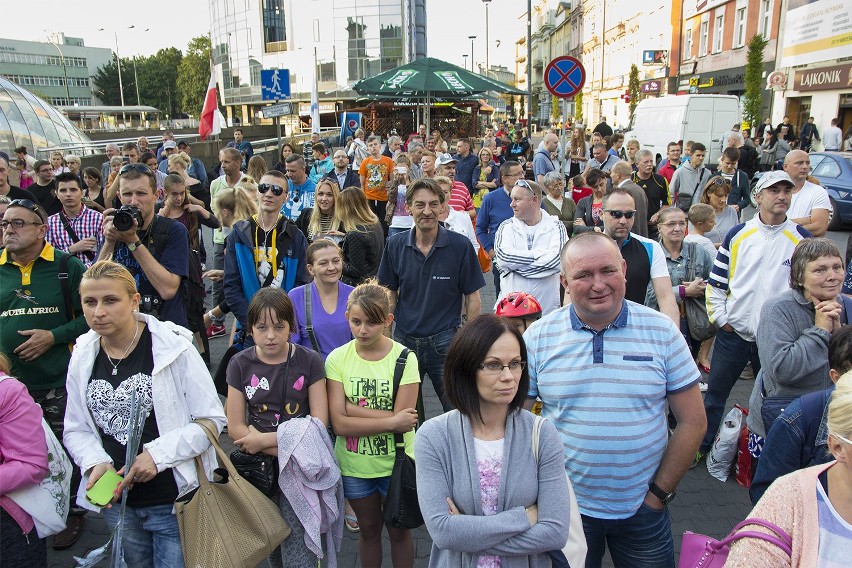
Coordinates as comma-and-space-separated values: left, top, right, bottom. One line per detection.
658, 162, 677, 183
449, 181, 474, 213
571, 185, 593, 204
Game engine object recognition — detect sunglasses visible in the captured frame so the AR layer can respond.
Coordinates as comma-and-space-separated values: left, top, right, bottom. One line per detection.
258, 183, 286, 196
119, 163, 154, 176
604, 209, 636, 219
831, 431, 852, 446
515, 179, 536, 194
7, 198, 46, 223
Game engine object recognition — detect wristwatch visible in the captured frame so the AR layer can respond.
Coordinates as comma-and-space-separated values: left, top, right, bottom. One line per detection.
127, 240, 142, 252
648, 482, 676, 505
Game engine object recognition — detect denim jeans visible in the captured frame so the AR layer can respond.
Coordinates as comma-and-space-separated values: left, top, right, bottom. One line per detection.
102, 503, 184, 568
394, 327, 457, 412
699, 327, 761, 453
582, 504, 674, 568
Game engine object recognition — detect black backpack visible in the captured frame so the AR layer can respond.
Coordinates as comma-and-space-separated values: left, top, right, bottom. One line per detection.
147, 216, 206, 333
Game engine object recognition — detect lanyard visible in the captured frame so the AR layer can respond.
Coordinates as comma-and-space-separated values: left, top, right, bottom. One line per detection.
253, 215, 281, 280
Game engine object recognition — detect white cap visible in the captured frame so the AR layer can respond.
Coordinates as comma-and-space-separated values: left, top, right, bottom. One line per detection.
752, 170, 794, 196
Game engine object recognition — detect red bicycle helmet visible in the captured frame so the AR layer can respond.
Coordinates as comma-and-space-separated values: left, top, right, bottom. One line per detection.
496, 292, 543, 319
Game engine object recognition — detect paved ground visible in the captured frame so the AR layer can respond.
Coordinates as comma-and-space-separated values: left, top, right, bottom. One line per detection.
50, 223, 768, 567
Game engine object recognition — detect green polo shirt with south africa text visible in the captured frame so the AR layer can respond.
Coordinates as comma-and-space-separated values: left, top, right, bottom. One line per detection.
0, 243, 88, 390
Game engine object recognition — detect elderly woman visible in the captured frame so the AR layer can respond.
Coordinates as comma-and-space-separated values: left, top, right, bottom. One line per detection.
573, 168, 608, 233
726, 371, 852, 567
541, 171, 575, 236
699, 176, 739, 245
747, 238, 848, 457
416, 314, 571, 567
646, 208, 713, 359
63, 261, 226, 567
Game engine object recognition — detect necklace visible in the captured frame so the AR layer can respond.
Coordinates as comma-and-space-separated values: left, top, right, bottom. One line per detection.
102, 322, 141, 376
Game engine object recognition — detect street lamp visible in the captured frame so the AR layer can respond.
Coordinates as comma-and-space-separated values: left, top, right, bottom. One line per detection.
482, 0, 491, 76
97, 28, 126, 111
462, 54, 469, 70
44, 34, 72, 106
468, 36, 477, 72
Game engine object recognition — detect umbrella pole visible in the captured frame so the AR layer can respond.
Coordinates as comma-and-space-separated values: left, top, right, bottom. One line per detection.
425, 91, 431, 141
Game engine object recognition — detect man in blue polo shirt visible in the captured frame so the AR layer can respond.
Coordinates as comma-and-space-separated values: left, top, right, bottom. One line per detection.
378, 178, 485, 412
524, 231, 706, 567
602, 189, 679, 324
475, 160, 524, 296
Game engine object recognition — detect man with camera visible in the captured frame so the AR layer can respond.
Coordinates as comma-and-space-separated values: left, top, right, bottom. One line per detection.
97, 164, 190, 328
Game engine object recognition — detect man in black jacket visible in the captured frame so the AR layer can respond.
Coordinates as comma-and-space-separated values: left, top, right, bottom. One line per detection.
323, 149, 360, 189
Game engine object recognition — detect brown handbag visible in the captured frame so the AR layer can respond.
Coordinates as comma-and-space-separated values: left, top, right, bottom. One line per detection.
175, 419, 291, 568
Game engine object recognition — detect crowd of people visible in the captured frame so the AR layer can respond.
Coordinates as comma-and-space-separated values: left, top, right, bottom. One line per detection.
1, 117, 851, 567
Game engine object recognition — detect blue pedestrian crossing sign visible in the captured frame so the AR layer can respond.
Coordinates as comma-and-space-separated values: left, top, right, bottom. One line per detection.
261, 69, 291, 100
544, 56, 586, 99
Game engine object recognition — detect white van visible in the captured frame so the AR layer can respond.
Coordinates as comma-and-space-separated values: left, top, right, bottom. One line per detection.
624, 95, 741, 166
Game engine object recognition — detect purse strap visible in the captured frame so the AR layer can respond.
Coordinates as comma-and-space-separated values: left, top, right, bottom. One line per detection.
714, 518, 793, 555
389, 348, 411, 455
193, 418, 239, 481
304, 284, 321, 354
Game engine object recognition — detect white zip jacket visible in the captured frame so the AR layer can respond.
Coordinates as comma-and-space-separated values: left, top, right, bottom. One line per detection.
494, 211, 568, 315
63, 313, 226, 511
705, 216, 811, 342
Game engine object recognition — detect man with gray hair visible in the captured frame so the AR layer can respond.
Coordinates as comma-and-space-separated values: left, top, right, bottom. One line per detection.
407, 142, 424, 180
610, 161, 649, 237
100, 143, 120, 189
382, 135, 403, 160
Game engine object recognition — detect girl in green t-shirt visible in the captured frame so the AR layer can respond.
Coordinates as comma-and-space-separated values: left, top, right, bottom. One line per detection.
326, 281, 420, 567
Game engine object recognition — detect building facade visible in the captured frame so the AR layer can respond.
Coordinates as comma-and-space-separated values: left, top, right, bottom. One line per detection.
671, 0, 781, 126
209, 0, 427, 127
770, 0, 852, 141
0, 34, 113, 108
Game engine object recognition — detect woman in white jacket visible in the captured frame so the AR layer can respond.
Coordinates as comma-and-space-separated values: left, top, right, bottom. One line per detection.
63, 260, 226, 568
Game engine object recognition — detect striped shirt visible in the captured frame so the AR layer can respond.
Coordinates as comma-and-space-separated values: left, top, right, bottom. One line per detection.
449, 181, 474, 213
524, 301, 699, 519
45, 206, 104, 267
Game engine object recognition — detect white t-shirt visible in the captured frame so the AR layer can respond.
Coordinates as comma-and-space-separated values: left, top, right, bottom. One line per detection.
787, 180, 832, 220
684, 233, 718, 261
444, 208, 479, 252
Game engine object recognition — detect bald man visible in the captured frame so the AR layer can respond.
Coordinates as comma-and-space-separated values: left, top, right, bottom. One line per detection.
533, 133, 559, 184
784, 149, 831, 237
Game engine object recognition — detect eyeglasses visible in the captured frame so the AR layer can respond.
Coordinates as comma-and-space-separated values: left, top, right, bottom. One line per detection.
831, 431, 852, 446
119, 163, 154, 177
258, 183, 286, 196
604, 209, 636, 219
7, 198, 46, 223
0, 219, 44, 230
478, 360, 526, 375
659, 221, 687, 228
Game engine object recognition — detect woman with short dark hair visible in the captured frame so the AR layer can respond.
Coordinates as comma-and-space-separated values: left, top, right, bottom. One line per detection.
415, 314, 572, 567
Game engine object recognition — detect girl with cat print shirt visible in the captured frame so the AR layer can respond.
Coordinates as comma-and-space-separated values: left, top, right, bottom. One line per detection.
226, 287, 328, 568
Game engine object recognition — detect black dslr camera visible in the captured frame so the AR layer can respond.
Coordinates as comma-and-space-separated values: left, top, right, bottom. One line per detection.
112, 205, 143, 232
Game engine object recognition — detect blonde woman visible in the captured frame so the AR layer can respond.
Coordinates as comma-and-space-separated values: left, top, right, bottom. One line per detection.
247, 155, 268, 184
336, 187, 384, 286
167, 151, 202, 192
472, 148, 499, 209
295, 179, 344, 244
63, 261, 225, 568
385, 153, 413, 237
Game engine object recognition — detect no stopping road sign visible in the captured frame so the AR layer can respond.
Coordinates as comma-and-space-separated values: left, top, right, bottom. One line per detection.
544, 56, 586, 99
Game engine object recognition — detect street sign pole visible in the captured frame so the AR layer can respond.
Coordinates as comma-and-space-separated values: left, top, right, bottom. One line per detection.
560, 98, 569, 177
275, 99, 282, 149
544, 56, 586, 181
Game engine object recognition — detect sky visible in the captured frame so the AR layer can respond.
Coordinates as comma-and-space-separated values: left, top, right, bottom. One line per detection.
3, 0, 526, 73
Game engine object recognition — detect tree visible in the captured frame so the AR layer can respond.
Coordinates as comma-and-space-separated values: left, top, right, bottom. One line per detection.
743, 34, 768, 129
92, 57, 134, 106
628, 64, 640, 121
575, 91, 584, 125
551, 94, 560, 124
519, 95, 526, 122
138, 48, 183, 116
177, 36, 212, 117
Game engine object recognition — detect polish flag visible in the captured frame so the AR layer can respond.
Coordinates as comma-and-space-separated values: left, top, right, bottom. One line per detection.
199, 70, 219, 140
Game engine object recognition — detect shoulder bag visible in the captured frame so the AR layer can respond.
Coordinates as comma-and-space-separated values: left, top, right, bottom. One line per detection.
683, 242, 716, 341
176, 418, 290, 568
382, 348, 424, 529
58, 211, 96, 264
228, 345, 292, 499
1, 375, 72, 538
304, 284, 322, 354
676, 169, 707, 212
533, 415, 587, 568
679, 518, 792, 568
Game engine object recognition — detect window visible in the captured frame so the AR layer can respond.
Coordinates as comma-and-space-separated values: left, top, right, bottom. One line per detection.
262, 0, 287, 50
684, 25, 693, 60
813, 157, 841, 179
734, 7, 747, 47
699, 20, 709, 56
713, 14, 724, 53
758, 0, 773, 37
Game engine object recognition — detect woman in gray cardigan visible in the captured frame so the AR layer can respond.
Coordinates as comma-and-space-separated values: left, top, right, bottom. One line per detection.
748, 238, 847, 451
415, 315, 571, 567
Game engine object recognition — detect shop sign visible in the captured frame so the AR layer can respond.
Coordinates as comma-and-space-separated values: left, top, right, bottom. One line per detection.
793, 63, 852, 92
640, 80, 661, 93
